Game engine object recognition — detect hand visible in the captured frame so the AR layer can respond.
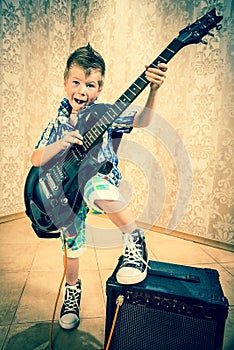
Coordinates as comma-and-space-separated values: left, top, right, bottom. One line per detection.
145, 62, 168, 91
60, 130, 83, 150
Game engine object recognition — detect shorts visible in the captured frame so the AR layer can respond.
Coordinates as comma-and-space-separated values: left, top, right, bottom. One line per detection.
84, 173, 123, 212
60, 173, 124, 258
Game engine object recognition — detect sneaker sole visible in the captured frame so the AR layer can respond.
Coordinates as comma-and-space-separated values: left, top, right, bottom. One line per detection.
116, 268, 147, 285
59, 318, 80, 330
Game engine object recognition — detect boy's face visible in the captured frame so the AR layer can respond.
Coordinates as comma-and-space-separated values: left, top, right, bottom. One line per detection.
64, 65, 103, 114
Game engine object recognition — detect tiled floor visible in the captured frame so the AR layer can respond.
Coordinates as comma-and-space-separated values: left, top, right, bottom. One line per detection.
0, 215, 233, 350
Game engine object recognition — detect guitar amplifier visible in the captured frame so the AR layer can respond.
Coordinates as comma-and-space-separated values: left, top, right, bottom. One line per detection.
104, 260, 229, 350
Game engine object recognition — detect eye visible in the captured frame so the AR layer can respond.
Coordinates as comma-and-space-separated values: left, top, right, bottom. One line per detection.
87, 83, 95, 89
73, 80, 80, 86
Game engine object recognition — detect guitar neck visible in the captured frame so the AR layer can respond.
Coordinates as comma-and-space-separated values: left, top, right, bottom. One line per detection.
83, 38, 184, 152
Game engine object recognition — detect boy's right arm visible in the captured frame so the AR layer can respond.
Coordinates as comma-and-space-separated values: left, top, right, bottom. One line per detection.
31, 130, 83, 167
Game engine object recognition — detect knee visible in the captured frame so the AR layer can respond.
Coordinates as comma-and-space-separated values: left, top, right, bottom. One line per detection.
94, 199, 124, 213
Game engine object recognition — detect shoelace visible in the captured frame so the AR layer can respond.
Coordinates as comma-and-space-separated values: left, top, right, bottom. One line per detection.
122, 240, 149, 268
63, 285, 81, 313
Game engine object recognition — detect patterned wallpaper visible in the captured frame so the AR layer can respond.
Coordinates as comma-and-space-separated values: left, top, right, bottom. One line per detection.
0, 0, 233, 246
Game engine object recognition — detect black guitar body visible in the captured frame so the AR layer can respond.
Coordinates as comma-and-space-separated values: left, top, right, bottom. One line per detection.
24, 9, 222, 238
24, 104, 113, 238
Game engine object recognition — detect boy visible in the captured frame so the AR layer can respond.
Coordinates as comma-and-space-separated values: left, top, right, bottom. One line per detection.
31, 43, 167, 330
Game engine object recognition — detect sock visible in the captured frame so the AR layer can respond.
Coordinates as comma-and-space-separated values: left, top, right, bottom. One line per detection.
122, 229, 144, 244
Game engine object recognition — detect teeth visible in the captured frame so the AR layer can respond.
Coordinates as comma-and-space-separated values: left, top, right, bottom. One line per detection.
75, 98, 85, 104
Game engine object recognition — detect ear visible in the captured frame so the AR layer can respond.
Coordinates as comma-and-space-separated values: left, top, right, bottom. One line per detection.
96, 85, 103, 97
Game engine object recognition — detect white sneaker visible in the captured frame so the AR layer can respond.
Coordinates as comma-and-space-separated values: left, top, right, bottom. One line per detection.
59, 279, 82, 330
116, 230, 148, 285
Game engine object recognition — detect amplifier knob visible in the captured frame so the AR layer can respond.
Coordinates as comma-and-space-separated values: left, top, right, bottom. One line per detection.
161, 300, 170, 309
179, 303, 188, 313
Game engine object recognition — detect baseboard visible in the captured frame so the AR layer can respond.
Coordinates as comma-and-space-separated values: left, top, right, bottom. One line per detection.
137, 220, 234, 253
0, 212, 233, 253
0, 211, 26, 224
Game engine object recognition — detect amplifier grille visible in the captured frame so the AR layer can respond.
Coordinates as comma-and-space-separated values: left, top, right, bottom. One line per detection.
110, 303, 217, 350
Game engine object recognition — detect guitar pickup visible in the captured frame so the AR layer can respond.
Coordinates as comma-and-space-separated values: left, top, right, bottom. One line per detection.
39, 178, 52, 199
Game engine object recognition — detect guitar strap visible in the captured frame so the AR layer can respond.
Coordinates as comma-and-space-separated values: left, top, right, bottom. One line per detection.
111, 130, 123, 154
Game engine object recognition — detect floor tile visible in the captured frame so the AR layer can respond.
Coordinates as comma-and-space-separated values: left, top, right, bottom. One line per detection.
221, 262, 234, 277
146, 231, 216, 265
99, 269, 114, 291
215, 266, 234, 305
199, 244, 234, 263
0, 272, 28, 326
86, 214, 122, 248
95, 247, 122, 269
223, 306, 234, 350
79, 247, 99, 271
0, 216, 234, 349
31, 239, 63, 272
0, 217, 38, 244
0, 326, 9, 350
14, 270, 64, 323
2, 322, 51, 350
79, 269, 106, 318
0, 244, 38, 273
2, 320, 105, 350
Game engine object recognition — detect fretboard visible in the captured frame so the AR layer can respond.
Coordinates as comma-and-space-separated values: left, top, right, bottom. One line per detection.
83, 38, 184, 152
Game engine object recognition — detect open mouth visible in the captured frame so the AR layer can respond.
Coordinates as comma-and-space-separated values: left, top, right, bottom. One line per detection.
74, 98, 87, 107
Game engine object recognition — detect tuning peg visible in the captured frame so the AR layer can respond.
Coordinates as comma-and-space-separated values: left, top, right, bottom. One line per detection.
200, 39, 208, 45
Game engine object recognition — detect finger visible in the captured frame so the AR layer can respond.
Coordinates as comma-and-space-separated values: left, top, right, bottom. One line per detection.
71, 135, 83, 145
145, 71, 166, 84
146, 66, 166, 76
158, 62, 168, 72
60, 140, 70, 149
73, 130, 83, 141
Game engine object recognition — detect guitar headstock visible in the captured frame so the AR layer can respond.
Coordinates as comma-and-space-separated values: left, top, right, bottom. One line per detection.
177, 8, 223, 46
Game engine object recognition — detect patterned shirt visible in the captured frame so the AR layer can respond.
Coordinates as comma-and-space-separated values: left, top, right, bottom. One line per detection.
35, 98, 136, 186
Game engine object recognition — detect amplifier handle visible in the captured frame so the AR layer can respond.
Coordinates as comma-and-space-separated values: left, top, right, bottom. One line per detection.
148, 268, 200, 283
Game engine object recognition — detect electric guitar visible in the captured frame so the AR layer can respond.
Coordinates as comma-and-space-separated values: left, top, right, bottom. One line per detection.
24, 8, 223, 238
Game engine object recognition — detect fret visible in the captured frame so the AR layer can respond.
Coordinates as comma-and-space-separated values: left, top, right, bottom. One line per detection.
102, 114, 113, 125
93, 124, 104, 134
134, 81, 141, 90
129, 86, 138, 95
109, 103, 126, 117
135, 75, 148, 90
121, 93, 131, 102
116, 95, 131, 107
158, 55, 167, 62
82, 38, 184, 153
107, 109, 118, 119
83, 138, 92, 148
87, 133, 95, 142
124, 88, 137, 101
166, 47, 175, 53
113, 102, 124, 112
138, 75, 148, 85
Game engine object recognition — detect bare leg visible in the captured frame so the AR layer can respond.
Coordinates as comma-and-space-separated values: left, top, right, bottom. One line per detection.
65, 256, 79, 285
94, 199, 148, 285
94, 199, 137, 233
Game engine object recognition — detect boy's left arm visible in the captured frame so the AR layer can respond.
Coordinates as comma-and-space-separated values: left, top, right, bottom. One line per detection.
133, 63, 168, 128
